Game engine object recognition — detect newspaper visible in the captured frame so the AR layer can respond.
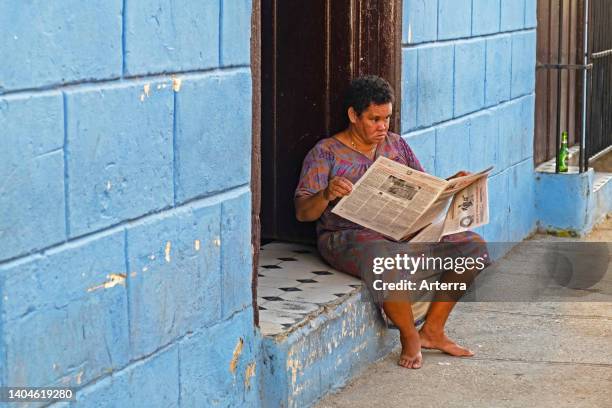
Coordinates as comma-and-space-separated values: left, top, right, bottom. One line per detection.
331, 156, 492, 242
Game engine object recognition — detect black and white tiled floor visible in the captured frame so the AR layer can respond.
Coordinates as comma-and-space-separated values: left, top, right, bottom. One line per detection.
257, 242, 362, 336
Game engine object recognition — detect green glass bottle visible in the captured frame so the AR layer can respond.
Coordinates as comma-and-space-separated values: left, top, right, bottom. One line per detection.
558, 131, 569, 173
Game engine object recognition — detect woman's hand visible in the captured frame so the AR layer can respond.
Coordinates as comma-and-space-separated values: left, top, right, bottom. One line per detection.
295, 176, 353, 222
323, 177, 353, 201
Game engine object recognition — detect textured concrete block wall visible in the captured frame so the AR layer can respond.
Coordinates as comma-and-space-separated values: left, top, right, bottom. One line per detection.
402, 0, 537, 243
0, 1, 258, 406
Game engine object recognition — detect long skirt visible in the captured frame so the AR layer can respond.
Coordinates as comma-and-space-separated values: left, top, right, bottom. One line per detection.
317, 228, 490, 325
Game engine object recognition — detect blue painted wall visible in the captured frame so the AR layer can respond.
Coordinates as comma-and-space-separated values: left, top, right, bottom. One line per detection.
402, 0, 538, 244
0, 0, 541, 406
0, 0, 258, 406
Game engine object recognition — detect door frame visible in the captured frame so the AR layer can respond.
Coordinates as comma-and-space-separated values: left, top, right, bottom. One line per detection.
251, 0, 262, 326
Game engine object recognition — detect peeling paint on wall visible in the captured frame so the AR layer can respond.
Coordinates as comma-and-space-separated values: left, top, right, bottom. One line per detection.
194, 239, 201, 251
229, 337, 244, 373
172, 76, 182, 92
244, 362, 256, 389
164, 241, 171, 262
86, 273, 126, 292
286, 354, 301, 386
143, 83, 151, 97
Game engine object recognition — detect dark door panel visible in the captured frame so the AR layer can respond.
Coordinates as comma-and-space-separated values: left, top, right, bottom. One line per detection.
261, 0, 401, 243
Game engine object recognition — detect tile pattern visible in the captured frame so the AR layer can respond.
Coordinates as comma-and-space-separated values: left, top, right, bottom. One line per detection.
257, 242, 362, 336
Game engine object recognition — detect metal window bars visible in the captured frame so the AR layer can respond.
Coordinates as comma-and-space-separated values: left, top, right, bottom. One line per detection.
537, 0, 612, 173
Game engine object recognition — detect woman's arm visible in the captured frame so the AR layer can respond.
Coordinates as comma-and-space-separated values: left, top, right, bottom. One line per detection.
295, 176, 353, 222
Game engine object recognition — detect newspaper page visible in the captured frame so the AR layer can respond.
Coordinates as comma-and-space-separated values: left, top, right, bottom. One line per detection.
331, 156, 449, 241
408, 197, 452, 243
404, 196, 451, 237
442, 176, 489, 235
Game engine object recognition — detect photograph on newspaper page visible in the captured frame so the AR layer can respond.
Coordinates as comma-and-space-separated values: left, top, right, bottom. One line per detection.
442, 176, 490, 235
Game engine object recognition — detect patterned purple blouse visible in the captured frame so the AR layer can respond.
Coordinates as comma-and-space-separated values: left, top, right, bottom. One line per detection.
294, 132, 424, 236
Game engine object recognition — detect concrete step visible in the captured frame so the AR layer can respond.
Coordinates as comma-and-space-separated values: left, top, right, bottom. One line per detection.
535, 150, 612, 235
593, 171, 612, 193
591, 171, 612, 229
257, 242, 428, 408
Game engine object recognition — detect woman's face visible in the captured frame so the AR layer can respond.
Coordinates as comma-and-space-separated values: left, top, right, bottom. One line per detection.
350, 102, 393, 144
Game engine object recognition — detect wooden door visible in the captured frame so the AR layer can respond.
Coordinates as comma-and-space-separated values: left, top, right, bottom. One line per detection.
260, 0, 402, 243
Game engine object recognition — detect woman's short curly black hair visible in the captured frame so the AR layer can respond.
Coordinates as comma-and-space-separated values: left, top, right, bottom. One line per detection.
344, 75, 395, 116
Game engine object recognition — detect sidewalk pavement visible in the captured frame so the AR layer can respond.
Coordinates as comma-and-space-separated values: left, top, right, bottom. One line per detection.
316, 218, 612, 408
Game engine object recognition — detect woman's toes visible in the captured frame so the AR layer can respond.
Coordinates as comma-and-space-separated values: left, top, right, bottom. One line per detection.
398, 353, 423, 369
445, 342, 474, 357
419, 330, 475, 357
398, 356, 409, 368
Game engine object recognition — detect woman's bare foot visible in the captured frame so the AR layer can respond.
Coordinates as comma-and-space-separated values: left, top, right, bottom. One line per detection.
419, 327, 474, 357
398, 330, 423, 369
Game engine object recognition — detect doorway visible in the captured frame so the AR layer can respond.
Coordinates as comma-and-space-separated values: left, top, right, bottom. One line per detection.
251, 0, 402, 325
259, 0, 403, 244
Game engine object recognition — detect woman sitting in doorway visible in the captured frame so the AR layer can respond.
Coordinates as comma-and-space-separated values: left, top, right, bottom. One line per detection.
294, 75, 489, 369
